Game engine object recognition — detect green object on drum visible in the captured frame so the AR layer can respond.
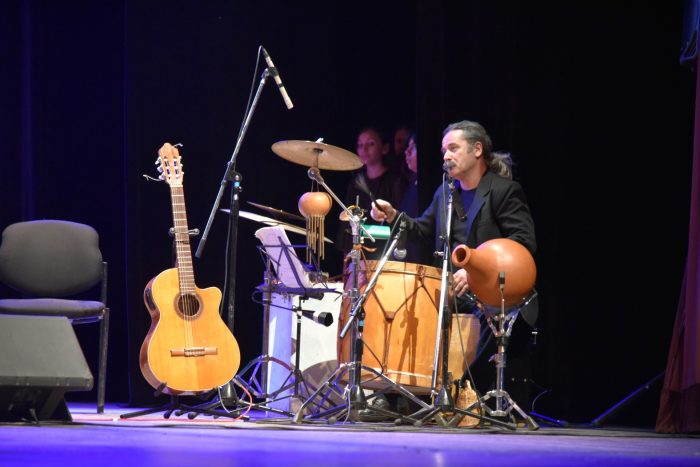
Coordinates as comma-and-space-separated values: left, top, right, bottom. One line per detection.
361, 224, 391, 240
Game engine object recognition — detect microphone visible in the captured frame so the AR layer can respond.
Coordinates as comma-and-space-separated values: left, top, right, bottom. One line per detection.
261, 47, 294, 110
307, 167, 324, 184
295, 307, 334, 327
393, 243, 407, 260
392, 212, 407, 260
443, 160, 456, 172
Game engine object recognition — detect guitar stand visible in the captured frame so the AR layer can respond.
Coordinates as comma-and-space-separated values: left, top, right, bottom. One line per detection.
120, 383, 248, 420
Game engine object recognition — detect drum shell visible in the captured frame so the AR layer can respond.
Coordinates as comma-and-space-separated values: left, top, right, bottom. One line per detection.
338, 260, 479, 393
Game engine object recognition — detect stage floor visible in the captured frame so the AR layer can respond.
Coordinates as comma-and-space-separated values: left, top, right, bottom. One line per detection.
0, 402, 698, 466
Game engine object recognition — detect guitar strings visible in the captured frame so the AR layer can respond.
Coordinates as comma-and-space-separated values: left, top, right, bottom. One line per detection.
172, 185, 195, 350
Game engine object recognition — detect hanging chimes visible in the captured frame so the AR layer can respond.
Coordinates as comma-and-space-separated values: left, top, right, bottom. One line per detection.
298, 191, 332, 263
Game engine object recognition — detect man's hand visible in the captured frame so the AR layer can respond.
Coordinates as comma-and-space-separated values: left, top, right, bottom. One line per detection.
452, 268, 471, 297
370, 199, 397, 223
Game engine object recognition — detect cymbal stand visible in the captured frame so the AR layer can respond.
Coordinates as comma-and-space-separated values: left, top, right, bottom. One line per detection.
408, 177, 512, 429
465, 282, 539, 430
293, 170, 430, 423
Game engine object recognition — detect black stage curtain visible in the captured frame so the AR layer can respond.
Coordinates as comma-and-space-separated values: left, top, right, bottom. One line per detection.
0, 1, 694, 425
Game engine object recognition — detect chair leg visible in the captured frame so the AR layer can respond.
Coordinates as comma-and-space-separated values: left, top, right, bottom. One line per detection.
97, 308, 110, 414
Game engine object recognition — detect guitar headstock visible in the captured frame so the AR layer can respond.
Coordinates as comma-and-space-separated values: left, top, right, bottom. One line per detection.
157, 143, 184, 187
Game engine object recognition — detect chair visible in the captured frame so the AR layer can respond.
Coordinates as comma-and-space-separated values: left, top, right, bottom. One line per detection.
0, 220, 110, 413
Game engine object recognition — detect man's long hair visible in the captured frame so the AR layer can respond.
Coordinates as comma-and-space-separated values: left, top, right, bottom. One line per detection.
443, 120, 512, 179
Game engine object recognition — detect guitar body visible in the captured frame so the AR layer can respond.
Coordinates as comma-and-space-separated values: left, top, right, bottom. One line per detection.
140, 267, 241, 394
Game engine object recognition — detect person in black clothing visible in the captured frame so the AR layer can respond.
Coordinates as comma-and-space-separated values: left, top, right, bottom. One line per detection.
388, 124, 413, 180
371, 119, 537, 402
335, 126, 406, 259
393, 124, 412, 159
395, 133, 433, 265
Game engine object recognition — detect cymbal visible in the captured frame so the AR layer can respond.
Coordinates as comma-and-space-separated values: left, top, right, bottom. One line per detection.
339, 205, 364, 221
247, 201, 305, 222
222, 210, 333, 244
271, 140, 363, 171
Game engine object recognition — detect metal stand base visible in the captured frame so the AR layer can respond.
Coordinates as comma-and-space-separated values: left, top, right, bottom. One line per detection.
184, 354, 330, 419
233, 353, 331, 417
120, 393, 247, 421
470, 387, 539, 430
408, 384, 516, 429
292, 362, 430, 424
466, 304, 539, 431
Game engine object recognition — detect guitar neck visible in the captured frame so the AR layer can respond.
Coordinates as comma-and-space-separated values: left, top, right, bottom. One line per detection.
170, 185, 196, 293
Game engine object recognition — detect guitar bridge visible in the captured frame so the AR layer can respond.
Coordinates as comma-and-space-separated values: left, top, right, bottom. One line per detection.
170, 347, 218, 357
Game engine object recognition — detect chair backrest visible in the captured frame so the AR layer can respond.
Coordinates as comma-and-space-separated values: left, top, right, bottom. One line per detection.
0, 220, 103, 297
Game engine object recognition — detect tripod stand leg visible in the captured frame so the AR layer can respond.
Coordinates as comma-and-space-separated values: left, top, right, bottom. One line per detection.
485, 388, 539, 430
477, 389, 538, 430
444, 394, 516, 429
292, 363, 350, 423
120, 404, 175, 419
503, 392, 539, 430
236, 364, 334, 419
293, 362, 429, 425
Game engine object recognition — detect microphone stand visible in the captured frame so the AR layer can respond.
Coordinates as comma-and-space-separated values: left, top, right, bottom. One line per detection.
408, 178, 512, 429
217, 244, 336, 419
292, 172, 429, 424
192, 67, 271, 408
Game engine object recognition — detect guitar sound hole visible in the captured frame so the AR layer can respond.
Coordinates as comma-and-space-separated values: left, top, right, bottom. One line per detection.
177, 293, 201, 318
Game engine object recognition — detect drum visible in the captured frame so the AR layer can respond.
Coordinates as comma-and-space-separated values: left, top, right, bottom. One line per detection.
338, 260, 480, 393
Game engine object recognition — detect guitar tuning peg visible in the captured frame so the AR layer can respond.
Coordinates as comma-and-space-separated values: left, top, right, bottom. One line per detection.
156, 166, 164, 173
154, 158, 161, 165
158, 174, 165, 181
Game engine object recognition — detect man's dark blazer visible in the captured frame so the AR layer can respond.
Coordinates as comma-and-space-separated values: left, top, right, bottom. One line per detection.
404, 170, 536, 261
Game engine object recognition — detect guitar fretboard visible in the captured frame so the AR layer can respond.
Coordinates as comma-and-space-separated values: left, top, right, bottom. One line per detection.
170, 185, 195, 294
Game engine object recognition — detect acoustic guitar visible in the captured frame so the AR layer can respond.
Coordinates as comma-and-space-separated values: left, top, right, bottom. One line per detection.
140, 143, 241, 394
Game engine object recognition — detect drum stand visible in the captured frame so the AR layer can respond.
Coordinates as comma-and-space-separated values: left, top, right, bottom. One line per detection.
461, 281, 539, 430
405, 179, 511, 429
292, 173, 430, 424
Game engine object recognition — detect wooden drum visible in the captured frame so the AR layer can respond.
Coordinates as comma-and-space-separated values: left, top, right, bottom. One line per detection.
338, 260, 480, 393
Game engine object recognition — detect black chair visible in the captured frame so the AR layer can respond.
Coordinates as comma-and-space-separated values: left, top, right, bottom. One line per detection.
0, 220, 109, 413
